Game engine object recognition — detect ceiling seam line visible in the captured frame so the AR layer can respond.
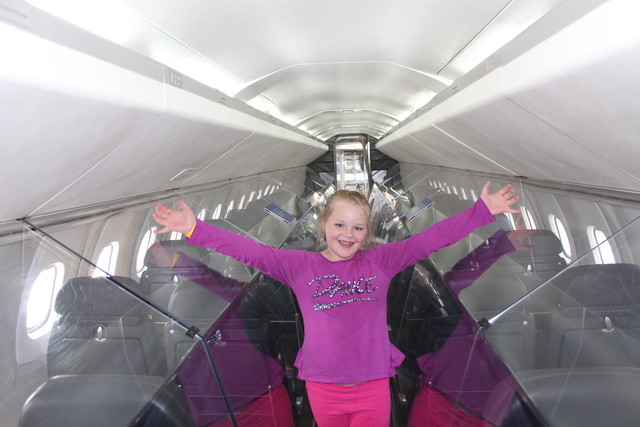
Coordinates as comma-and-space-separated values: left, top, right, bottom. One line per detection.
437, 0, 516, 76
432, 124, 517, 175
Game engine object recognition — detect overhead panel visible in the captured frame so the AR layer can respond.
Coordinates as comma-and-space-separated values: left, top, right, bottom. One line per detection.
379, 0, 640, 192
0, 11, 325, 221
0, 20, 165, 220
506, 47, 640, 185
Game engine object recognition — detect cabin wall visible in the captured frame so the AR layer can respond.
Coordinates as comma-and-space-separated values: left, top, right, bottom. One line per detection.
392, 163, 640, 273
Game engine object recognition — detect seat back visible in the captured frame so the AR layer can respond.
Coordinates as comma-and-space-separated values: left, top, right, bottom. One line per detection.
204, 219, 256, 281
545, 263, 640, 368
167, 276, 291, 425
164, 280, 229, 369
508, 230, 567, 281
461, 272, 536, 371
19, 375, 193, 427
47, 276, 166, 376
427, 194, 476, 269
141, 240, 212, 310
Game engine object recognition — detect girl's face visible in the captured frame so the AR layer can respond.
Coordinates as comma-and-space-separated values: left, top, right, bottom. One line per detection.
321, 200, 368, 261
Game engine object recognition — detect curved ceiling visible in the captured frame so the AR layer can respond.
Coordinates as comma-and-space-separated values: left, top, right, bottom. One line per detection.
26, 0, 564, 140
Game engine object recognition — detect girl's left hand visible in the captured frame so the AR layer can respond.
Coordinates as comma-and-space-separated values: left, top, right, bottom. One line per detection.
152, 200, 196, 235
480, 181, 520, 215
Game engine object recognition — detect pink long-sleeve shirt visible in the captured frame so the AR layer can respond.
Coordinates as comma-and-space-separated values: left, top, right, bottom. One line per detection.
188, 199, 495, 384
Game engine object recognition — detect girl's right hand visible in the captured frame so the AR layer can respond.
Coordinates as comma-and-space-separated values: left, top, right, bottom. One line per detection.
480, 181, 520, 215
152, 200, 196, 235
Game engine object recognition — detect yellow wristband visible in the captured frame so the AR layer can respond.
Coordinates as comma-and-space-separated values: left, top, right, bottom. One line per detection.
185, 222, 197, 239
169, 253, 181, 269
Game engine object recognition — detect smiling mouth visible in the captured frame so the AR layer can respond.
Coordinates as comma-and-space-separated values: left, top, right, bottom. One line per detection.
339, 240, 355, 248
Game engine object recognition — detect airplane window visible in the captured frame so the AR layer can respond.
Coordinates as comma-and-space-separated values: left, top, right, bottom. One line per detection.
549, 214, 572, 262
258, 190, 263, 199
265, 185, 271, 195
170, 231, 183, 240
587, 225, 616, 264
212, 204, 222, 219
520, 206, 537, 229
136, 227, 157, 277
239, 195, 246, 209
470, 189, 478, 201
92, 242, 119, 277
248, 191, 256, 203
226, 200, 235, 214
505, 212, 516, 230
27, 262, 65, 339
197, 209, 207, 220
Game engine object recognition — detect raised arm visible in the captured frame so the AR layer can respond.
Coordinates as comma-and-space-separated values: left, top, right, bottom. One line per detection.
152, 200, 197, 235
152, 200, 300, 286
480, 181, 520, 215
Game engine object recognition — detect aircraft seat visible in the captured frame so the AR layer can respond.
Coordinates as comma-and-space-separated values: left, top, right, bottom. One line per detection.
47, 276, 166, 377
141, 241, 213, 310
205, 219, 256, 281
265, 190, 295, 212
164, 276, 294, 425
429, 193, 474, 217
508, 230, 567, 282
164, 280, 229, 369
255, 214, 292, 247
543, 263, 640, 369
224, 207, 260, 232
426, 194, 477, 270
19, 374, 193, 427
460, 273, 536, 372
503, 367, 640, 427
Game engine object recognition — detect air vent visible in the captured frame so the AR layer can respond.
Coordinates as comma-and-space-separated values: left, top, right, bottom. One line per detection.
168, 69, 182, 88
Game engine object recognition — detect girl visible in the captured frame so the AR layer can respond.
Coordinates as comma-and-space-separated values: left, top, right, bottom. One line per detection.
153, 181, 519, 427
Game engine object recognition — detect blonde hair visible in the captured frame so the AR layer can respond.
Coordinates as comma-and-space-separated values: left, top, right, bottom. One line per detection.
318, 190, 373, 246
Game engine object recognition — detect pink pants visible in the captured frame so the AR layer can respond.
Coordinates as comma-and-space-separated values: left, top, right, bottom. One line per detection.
407, 384, 491, 427
306, 378, 391, 427
208, 383, 294, 427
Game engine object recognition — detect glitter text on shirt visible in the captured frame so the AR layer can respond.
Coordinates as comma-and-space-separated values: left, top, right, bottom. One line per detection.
308, 274, 377, 311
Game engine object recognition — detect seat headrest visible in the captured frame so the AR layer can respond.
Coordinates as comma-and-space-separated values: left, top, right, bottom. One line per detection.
265, 190, 292, 206
55, 276, 142, 316
556, 264, 640, 307
430, 194, 474, 216
144, 240, 210, 268
524, 230, 564, 256
204, 219, 240, 232
507, 230, 567, 280
245, 199, 270, 211
168, 281, 229, 318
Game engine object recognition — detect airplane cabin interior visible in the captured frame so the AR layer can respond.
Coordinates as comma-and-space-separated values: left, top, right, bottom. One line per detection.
1, 0, 640, 426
